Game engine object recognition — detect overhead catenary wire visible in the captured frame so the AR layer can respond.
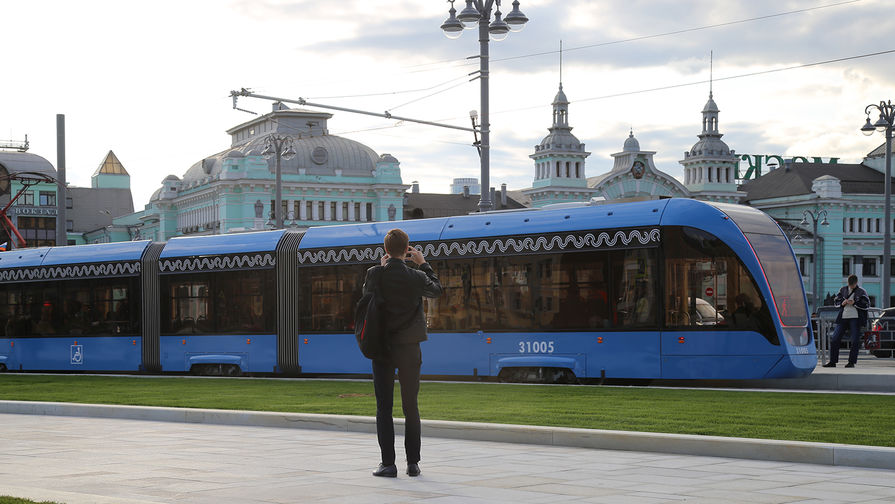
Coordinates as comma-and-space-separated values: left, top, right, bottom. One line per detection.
386, 79, 473, 112
570, 48, 895, 106
405, 0, 865, 70
290, 0, 865, 97
327, 47, 895, 137
306, 73, 472, 100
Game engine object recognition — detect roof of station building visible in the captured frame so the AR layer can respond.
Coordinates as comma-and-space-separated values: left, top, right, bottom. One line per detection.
702, 93, 719, 113
92, 150, 129, 176
688, 135, 733, 157
740, 162, 894, 202
623, 130, 640, 152
404, 192, 525, 219
0, 151, 57, 179
148, 107, 391, 202
181, 134, 382, 184
867, 141, 895, 158
180, 107, 384, 184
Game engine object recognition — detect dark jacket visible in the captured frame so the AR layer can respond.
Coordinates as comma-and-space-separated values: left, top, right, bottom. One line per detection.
833, 285, 871, 327
363, 258, 442, 345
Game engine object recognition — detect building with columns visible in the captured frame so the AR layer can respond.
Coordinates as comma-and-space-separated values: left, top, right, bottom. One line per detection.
522, 83, 599, 206
0, 149, 134, 247
587, 90, 742, 204
680, 91, 744, 203
739, 159, 895, 310
107, 104, 409, 242
577, 88, 893, 310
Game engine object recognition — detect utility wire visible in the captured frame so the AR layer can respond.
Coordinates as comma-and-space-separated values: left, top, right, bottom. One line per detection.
387, 79, 472, 112
306, 73, 471, 100
571, 48, 895, 106
293, 0, 865, 96
328, 47, 895, 136
410, 0, 864, 70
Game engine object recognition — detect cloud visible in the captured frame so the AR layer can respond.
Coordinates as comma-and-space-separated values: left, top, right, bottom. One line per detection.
292, 0, 891, 86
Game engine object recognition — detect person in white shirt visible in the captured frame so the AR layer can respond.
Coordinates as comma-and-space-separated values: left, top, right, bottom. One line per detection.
823, 275, 870, 368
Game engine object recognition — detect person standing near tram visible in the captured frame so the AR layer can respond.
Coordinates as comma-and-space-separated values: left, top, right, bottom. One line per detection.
823, 274, 870, 368
365, 228, 442, 478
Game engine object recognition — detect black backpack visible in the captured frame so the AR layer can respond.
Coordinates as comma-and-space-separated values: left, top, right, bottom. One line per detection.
355, 266, 386, 360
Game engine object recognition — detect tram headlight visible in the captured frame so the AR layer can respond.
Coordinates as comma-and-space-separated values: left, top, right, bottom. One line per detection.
783, 327, 810, 347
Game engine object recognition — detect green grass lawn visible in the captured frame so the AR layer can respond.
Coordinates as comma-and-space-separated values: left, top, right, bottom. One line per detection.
1, 374, 893, 447
0, 497, 62, 504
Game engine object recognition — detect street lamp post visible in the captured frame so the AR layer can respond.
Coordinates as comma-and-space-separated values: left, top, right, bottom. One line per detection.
800, 209, 829, 313
861, 100, 894, 308
441, 0, 528, 212
261, 133, 296, 229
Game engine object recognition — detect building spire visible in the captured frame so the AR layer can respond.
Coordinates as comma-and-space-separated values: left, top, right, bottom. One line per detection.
551, 40, 569, 129
709, 50, 713, 98
559, 40, 563, 88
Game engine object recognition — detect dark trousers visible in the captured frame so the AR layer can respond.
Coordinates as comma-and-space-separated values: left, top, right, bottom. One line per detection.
830, 317, 861, 364
372, 343, 422, 466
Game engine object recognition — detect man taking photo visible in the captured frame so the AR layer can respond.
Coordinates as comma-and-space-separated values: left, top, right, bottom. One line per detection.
365, 228, 442, 478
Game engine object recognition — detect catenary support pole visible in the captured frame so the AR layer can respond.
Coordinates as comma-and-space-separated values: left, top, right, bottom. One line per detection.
883, 124, 891, 307
477, 14, 491, 212
56, 114, 66, 246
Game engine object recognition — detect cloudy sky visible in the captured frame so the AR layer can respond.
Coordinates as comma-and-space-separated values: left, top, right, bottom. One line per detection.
2, 0, 893, 210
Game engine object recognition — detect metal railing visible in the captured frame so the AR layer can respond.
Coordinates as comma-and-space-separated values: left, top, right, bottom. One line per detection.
814, 306, 895, 364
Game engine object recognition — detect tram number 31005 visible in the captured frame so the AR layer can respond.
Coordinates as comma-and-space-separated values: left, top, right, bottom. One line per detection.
518, 341, 555, 353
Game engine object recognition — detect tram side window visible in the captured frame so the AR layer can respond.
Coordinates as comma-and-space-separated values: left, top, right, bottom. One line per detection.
426, 248, 657, 332
663, 226, 775, 341
214, 270, 275, 333
298, 264, 367, 332
0, 278, 140, 337
0, 289, 21, 337
61, 278, 140, 336
160, 270, 276, 335
609, 248, 658, 328
162, 275, 210, 335
0, 284, 60, 337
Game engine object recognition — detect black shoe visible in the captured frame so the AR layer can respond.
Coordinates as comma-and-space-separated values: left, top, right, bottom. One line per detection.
822, 362, 836, 367
845, 362, 855, 368
407, 463, 420, 477
373, 464, 397, 478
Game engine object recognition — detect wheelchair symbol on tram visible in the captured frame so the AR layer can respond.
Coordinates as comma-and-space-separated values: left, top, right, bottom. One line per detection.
70, 345, 83, 365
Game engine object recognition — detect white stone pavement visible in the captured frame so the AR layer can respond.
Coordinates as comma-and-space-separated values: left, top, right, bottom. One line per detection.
2, 413, 895, 504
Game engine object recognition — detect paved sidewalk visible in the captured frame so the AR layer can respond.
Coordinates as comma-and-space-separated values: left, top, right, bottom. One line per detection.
2, 413, 895, 504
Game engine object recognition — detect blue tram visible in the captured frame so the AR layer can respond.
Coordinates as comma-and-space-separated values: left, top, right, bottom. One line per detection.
0, 199, 815, 380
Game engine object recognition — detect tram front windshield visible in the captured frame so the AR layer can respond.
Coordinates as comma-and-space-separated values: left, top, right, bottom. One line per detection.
710, 202, 809, 328
745, 233, 809, 327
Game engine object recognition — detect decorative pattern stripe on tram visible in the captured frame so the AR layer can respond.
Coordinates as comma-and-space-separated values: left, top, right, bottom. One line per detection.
297, 227, 661, 266
0, 261, 141, 282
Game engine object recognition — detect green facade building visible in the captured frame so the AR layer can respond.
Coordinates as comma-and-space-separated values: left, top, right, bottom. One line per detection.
112, 104, 409, 242
582, 90, 894, 310
0, 149, 134, 247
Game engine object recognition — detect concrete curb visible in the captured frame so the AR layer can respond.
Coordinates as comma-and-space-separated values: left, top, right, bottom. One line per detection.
2, 400, 894, 471
751, 372, 895, 392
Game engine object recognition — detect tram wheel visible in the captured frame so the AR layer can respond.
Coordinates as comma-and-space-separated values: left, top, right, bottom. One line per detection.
190, 363, 242, 376
191, 364, 217, 376
498, 367, 576, 384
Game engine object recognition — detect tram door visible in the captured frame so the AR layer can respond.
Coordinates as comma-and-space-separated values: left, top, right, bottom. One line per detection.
584, 248, 661, 379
